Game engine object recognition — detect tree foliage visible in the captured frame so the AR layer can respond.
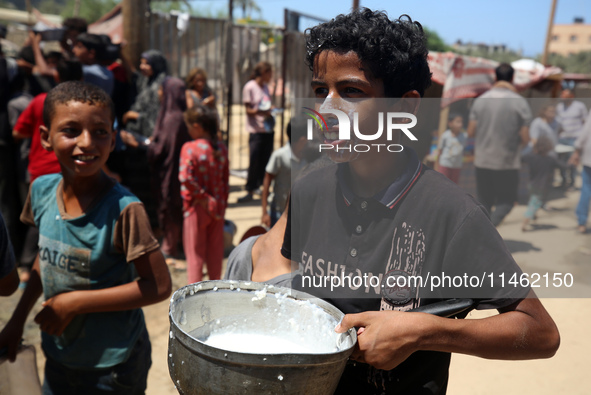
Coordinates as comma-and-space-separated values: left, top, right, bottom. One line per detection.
542, 51, 591, 74
60, 0, 117, 23
423, 26, 451, 53
454, 49, 522, 64
150, 1, 227, 19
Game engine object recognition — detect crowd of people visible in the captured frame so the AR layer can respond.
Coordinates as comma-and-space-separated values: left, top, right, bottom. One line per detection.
2, 7, 589, 394
0, 17, 233, 394
433, 73, 591, 234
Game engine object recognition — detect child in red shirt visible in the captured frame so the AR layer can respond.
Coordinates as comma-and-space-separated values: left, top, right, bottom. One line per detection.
179, 104, 229, 283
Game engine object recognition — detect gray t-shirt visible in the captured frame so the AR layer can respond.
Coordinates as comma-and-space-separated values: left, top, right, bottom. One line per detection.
529, 117, 559, 147
224, 235, 293, 288
438, 130, 467, 169
265, 143, 305, 212
8, 92, 33, 128
469, 85, 532, 170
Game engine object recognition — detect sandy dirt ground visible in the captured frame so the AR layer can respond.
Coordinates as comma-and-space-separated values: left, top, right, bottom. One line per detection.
2, 170, 590, 394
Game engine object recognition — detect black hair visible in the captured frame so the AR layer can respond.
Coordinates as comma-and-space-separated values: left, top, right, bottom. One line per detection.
249, 61, 272, 80
534, 136, 553, 156
448, 112, 463, 122
184, 103, 219, 150
495, 63, 514, 82
17, 46, 35, 65
46, 51, 63, 62
75, 33, 103, 52
63, 17, 88, 34
305, 8, 432, 98
286, 120, 292, 144
56, 59, 83, 82
43, 81, 115, 129
97, 34, 120, 63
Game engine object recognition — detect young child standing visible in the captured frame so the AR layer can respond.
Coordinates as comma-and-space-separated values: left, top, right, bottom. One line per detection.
437, 112, 467, 184
180, 104, 229, 284
0, 81, 172, 394
522, 136, 567, 232
261, 121, 307, 228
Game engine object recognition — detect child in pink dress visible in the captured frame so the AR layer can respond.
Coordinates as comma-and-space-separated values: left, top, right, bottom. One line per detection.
179, 104, 229, 283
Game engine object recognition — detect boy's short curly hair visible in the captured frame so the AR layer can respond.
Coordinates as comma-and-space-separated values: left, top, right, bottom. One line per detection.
43, 81, 115, 128
305, 8, 432, 98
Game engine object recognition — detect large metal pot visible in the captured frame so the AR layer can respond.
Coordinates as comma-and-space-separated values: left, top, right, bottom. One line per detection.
168, 280, 357, 395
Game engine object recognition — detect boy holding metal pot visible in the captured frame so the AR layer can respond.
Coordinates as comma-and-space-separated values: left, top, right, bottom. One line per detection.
281, 8, 559, 394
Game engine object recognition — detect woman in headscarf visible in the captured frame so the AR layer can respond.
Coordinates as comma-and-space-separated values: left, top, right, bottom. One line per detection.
147, 77, 191, 262
121, 50, 168, 143
119, 50, 168, 231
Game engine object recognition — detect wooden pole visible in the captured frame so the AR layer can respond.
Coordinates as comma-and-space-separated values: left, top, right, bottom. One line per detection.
280, 9, 288, 147
352, 0, 360, 11
73, 0, 81, 17
122, 0, 148, 69
542, 0, 558, 66
225, 0, 234, 148
25, 0, 33, 25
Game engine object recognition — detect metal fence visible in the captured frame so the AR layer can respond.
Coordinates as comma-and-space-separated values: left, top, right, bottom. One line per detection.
146, 12, 312, 157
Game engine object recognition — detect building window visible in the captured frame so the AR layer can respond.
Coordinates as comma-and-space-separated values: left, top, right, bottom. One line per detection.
570, 35, 578, 42
552, 35, 559, 41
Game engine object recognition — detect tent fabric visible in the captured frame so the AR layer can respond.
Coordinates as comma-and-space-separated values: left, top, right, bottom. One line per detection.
428, 51, 562, 107
88, 4, 123, 43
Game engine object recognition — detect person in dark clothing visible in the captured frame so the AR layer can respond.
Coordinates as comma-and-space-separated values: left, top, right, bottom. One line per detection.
119, 50, 169, 230
147, 77, 191, 259
521, 136, 567, 231
282, 8, 559, 394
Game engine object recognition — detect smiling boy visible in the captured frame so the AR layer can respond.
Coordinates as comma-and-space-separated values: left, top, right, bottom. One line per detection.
0, 81, 171, 394
282, 9, 559, 394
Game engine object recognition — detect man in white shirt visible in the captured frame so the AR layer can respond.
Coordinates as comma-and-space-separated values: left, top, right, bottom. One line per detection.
556, 89, 588, 188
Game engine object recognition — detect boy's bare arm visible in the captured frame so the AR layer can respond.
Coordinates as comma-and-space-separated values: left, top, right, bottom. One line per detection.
466, 120, 477, 138
519, 126, 530, 146
0, 255, 43, 361
336, 291, 559, 371
0, 266, 19, 296
34, 249, 172, 336
261, 172, 275, 227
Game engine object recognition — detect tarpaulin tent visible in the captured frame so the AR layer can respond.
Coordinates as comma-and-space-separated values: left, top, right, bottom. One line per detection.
428, 51, 563, 108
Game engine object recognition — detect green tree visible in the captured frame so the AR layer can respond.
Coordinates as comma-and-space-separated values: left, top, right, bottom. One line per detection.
424, 26, 451, 52
459, 48, 522, 63
37, 0, 62, 15
233, 0, 260, 20
542, 51, 591, 74
0, 0, 17, 9
150, 1, 227, 18
60, 0, 118, 24
150, 1, 190, 14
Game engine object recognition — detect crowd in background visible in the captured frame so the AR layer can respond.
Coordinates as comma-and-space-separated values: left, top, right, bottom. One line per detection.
0, 17, 233, 286
1, 20, 591, 291
433, 63, 591, 234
